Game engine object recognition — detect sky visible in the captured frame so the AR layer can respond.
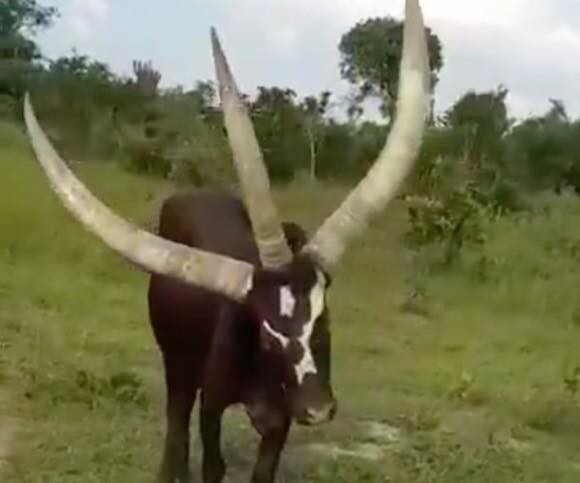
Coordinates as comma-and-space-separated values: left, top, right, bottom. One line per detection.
37, 0, 580, 120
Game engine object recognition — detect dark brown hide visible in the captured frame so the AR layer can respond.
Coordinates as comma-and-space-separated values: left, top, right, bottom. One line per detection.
148, 192, 335, 483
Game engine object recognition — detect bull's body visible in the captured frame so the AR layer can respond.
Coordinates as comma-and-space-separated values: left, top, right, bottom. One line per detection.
149, 192, 308, 482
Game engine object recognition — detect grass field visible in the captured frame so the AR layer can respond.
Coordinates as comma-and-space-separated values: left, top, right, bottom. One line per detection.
2, 119, 580, 482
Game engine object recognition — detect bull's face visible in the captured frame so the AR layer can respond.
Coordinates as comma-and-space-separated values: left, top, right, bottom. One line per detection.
248, 256, 336, 426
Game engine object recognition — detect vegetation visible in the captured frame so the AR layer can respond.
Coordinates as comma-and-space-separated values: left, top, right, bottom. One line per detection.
3, 123, 580, 482
3, 0, 580, 481
339, 16, 443, 119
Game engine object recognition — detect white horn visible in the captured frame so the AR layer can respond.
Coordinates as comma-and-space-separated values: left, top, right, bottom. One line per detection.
23, 94, 254, 301
211, 28, 293, 270
303, 0, 430, 270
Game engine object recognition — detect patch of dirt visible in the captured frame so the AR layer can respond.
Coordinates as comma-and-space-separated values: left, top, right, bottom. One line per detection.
440, 408, 499, 449
361, 421, 403, 444
307, 442, 384, 461
305, 420, 405, 463
440, 407, 535, 454
498, 434, 534, 453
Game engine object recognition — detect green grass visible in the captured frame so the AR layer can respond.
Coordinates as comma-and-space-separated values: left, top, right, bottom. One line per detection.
2, 121, 580, 482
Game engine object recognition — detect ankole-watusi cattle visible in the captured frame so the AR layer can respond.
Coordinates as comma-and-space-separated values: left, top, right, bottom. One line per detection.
23, 0, 430, 481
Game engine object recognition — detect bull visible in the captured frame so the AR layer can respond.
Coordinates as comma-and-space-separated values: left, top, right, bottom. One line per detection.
22, 1, 430, 481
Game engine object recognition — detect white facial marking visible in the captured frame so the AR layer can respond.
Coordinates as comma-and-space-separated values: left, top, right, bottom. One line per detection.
242, 276, 254, 297
279, 285, 296, 317
294, 271, 326, 385
263, 320, 289, 349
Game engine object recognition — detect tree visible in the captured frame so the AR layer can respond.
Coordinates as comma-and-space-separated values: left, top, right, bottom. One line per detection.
132, 60, 161, 98
250, 86, 308, 181
0, 0, 58, 100
0, 0, 57, 34
186, 80, 217, 123
339, 16, 443, 120
506, 100, 580, 194
300, 91, 331, 180
443, 86, 510, 181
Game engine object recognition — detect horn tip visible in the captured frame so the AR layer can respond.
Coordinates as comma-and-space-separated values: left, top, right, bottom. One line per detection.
406, 0, 426, 34
210, 27, 221, 51
403, 0, 429, 77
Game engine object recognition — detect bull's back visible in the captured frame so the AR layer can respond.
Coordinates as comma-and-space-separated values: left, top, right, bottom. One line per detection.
147, 192, 259, 350
157, 192, 260, 263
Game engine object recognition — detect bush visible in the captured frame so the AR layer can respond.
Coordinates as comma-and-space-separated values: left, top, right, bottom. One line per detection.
405, 184, 488, 267
0, 94, 18, 120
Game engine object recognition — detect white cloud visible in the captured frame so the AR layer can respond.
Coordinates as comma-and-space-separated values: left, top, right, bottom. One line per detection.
67, 0, 110, 39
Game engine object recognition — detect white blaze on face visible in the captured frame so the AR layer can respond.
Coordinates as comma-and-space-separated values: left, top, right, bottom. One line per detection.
279, 285, 296, 317
294, 270, 326, 385
263, 320, 290, 349
261, 271, 327, 385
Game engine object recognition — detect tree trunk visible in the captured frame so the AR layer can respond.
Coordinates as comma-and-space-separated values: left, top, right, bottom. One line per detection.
306, 126, 317, 181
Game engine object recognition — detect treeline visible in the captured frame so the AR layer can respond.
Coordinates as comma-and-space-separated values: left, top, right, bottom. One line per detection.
4, 1, 580, 265
2, 0, 441, 187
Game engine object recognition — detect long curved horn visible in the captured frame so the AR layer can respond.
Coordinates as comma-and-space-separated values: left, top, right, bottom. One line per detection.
23, 94, 254, 302
303, 0, 430, 270
211, 28, 293, 270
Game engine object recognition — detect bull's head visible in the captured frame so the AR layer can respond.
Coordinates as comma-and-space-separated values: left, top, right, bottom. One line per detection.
23, 0, 430, 427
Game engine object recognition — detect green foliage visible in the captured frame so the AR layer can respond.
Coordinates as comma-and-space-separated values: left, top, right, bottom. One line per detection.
0, 93, 17, 118
505, 101, 580, 194
250, 86, 309, 181
0, 117, 26, 150
406, 185, 488, 266
443, 86, 510, 170
312, 121, 357, 180
0, 0, 58, 100
27, 53, 135, 160
339, 16, 443, 119
0, 0, 58, 34
119, 89, 234, 186
404, 87, 526, 272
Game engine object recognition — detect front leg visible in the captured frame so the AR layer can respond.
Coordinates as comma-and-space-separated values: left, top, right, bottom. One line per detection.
199, 398, 226, 483
245, 397, 291, 483
251, 416, 291, 483
157, 353, 199, 483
